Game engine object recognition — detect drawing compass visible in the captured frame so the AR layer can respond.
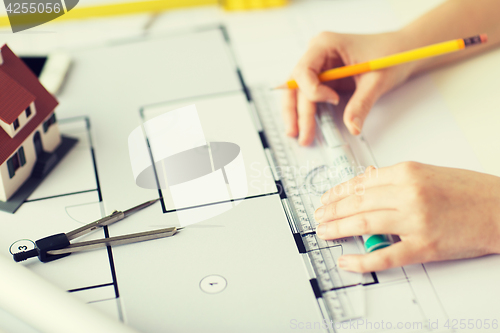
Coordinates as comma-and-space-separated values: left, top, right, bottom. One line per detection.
13, 199, 181, 263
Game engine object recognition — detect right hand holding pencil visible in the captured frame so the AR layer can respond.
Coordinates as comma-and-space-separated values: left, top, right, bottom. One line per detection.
282, 31, 416, 145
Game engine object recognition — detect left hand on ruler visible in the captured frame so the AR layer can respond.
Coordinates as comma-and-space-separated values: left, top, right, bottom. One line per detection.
314, 162, 500, 272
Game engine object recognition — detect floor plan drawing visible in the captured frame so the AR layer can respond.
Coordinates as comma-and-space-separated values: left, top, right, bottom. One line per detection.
2, 20, 491, 332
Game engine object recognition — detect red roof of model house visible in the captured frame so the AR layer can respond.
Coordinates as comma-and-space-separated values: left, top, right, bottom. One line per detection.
0, 44, 58, 165
0, 70, 35, 124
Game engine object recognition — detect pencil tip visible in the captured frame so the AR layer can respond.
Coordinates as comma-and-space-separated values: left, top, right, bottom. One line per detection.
272, 84, 287, 90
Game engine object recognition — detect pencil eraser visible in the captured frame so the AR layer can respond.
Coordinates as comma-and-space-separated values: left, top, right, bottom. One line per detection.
480, 34, 488, 43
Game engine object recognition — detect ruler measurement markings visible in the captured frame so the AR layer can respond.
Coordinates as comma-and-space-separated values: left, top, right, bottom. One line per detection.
252, 86, 359, 322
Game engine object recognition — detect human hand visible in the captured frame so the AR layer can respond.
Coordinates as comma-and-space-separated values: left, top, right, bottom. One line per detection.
314, 162, 500, 272
282, 31, 416, 145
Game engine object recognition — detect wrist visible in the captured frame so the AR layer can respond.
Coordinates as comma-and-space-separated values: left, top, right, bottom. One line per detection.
485, 175, 500, 254
383, 29, 421, 80
491, 185, 500, 254
392, 28, 424, 77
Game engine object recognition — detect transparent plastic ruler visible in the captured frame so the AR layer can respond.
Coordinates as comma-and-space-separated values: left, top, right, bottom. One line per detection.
251, 86, 366, 324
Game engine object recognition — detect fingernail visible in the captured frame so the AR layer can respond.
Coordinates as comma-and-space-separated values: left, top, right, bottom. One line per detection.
337, 256, 348, 269
316, 223, 327, 237
328, 98, 339, 105
352, 117, 362, 133
315, 206, 325, 220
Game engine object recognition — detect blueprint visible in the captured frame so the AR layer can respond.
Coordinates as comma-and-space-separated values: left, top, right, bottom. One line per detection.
0, 25, 451, 333
1, 1, 500, 332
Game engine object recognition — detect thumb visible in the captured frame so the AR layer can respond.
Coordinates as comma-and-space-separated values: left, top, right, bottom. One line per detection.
343, 75, 384, 135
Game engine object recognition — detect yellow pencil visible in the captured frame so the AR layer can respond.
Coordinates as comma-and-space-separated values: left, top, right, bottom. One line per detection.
276, 34, 488, 90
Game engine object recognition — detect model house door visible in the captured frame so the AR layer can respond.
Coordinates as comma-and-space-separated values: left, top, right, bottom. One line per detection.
33, 131, 43, 157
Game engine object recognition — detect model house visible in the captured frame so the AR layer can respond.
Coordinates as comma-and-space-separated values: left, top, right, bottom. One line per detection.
0, 44, 61, 202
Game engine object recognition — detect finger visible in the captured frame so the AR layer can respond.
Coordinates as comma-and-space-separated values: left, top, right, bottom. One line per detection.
292, 45, 340, 104
297, 40, 330, 72
282, 89, 298, 137
343, 74, 385, 135
337, 242, 420, 273
321, 165, 393, 205
294, 68, 340, 104
315, 185, 399, 222
316, 210, 404, 240
297, 90, 317, 146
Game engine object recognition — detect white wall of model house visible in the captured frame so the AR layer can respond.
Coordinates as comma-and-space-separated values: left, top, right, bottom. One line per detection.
0, 102, 37, 138
0, 110, 61, 202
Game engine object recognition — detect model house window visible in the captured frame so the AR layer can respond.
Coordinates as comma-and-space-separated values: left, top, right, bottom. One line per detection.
7, 147, 26, 179
25, 106, 32, 118
43, 113, 57, 133
13, 118, 19, 130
